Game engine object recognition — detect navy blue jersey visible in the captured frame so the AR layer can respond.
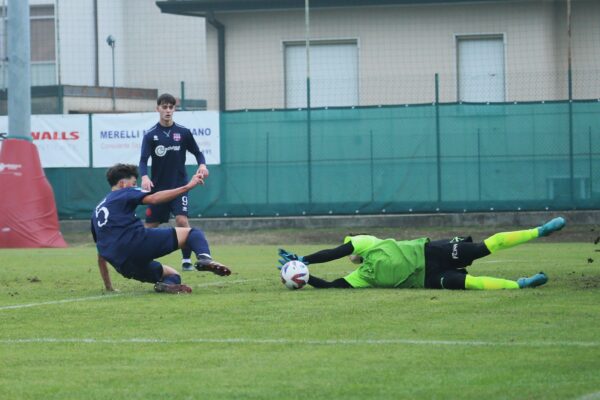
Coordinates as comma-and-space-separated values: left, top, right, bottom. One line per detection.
91, 187, 149, 267
139, 122, 205, 190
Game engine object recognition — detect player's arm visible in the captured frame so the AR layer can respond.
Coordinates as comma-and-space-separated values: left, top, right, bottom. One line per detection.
308, 275, 352, 289
196, 163, 209, 179
278, 242, 354, 267
97, 255, 115, 292
142, 173, 204, 205
139, 134, 153, 191
187, 132, 209, 178
91, 220, 115, 291
304, 242, 354, 264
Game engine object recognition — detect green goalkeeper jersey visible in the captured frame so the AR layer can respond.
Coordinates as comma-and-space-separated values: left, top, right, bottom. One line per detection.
343, 235, 429, 288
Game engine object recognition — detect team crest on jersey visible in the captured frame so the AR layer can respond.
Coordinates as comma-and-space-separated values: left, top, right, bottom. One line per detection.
173, 133, 181, 141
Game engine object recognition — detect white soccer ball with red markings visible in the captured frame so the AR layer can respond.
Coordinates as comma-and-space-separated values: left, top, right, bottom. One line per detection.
280, 260, 309, 290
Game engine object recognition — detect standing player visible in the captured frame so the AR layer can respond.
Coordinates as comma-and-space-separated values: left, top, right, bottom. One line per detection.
277, 217, 566, 290
92, 164, 231, 294
139, 93, 209, 272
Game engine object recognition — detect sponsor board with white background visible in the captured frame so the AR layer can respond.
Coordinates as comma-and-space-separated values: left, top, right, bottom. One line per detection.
0, 111, 220, 168
92, 111, 220, 168
0, 114, 89, 167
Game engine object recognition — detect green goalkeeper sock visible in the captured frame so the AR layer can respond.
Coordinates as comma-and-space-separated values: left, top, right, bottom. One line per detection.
465, 275, 519, 290
483, 228, 539, 253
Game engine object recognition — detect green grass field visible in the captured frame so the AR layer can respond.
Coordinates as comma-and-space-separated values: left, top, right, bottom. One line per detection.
1, 233, 599, 399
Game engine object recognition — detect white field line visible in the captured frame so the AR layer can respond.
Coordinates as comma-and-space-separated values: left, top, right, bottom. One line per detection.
0, 337, 598, 348
194, 278, 263, 287
0, 278, 258, 311
0, 294, 123, 311
577, 392, 600, 400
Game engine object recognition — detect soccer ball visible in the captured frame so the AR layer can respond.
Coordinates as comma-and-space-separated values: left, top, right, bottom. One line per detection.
280, 260, 309, 290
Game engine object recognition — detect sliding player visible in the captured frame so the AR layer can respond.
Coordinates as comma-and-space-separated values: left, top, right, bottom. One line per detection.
92, 164, 230, 294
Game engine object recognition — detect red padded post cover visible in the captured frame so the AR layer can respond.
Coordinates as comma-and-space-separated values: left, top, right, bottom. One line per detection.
0, 139, 68, 248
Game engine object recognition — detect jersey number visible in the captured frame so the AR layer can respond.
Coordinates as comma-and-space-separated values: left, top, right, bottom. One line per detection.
96, 206, 109, 227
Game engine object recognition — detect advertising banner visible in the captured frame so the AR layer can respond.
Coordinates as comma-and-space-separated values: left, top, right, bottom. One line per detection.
92, 111, 220, 168
0, 114, 89, 168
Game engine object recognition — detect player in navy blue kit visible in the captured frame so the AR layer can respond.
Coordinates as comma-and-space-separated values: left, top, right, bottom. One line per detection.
139, 93, 209, 272
92, 164, 231, 294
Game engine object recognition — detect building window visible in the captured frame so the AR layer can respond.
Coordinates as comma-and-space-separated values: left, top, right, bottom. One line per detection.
285, 41, 358, 108
30, 5, 56, 86
0, 5, 56, 88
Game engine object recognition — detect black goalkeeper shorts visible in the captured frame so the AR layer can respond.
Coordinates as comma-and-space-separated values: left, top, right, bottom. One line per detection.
424, 236, 490, 290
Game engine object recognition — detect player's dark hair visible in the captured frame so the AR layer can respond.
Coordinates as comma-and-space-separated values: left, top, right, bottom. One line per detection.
157, 93, 176, 106
106, 163, 138, 186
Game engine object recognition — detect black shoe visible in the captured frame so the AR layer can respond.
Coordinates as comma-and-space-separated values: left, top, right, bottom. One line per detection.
195, 256, 232, 276
154, 282, 192, 294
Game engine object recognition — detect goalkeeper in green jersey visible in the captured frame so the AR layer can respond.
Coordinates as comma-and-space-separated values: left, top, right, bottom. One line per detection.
277, 217, 565, 290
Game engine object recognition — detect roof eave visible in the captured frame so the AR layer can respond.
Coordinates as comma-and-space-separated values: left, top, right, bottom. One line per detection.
156, 0, 506, 16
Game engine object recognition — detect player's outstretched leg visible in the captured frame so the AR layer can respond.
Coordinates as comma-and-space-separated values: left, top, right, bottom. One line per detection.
178, 228, 232, 276
483, 216, 566, 253
154, 281, 193, 293
464, 273, 548, 290
195, 254, 232, 276
517, 272, 548, 288
154, 274, 192, 294
537, 217, 566, 237
464, 275, 520, 290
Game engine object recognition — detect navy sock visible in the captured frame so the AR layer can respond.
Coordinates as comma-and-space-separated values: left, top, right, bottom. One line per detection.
162, 274, 181, 285
181, 247, 192, 260
186, 228, 210, 257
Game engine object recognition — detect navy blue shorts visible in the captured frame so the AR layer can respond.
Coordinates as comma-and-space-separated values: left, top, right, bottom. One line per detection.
145, 193, 189, 224
115, 228, 179, 283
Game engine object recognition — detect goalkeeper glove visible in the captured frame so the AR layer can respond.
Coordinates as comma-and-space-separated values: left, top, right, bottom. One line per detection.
277, 248, 308, 269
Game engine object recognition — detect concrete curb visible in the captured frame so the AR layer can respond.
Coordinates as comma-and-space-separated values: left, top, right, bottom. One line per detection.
62, 210, 599, 232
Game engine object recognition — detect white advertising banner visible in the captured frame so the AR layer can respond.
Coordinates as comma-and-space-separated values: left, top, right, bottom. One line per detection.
0, 114, 90, 167
92, 111, 220, 168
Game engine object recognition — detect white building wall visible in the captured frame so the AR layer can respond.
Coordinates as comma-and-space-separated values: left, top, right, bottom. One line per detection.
57, 0, 101, 86
54, 0, 207, 105
22, 0, 600, 111
121, 0, 207, 101
571, 0, 600, 99
95, 0, 125, 89
207, 0, 599, 110
205, 24, 220, 111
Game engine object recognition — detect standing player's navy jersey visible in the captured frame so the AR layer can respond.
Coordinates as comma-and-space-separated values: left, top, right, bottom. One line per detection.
91, 187, 149, 267
139, 122, 205, 190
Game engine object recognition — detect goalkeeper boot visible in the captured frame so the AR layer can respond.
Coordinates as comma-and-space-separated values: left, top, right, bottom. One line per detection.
537, 217, 566, 237
195, 255, 232, 276
154, 281, 193, 294
517, 272, 548, 289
